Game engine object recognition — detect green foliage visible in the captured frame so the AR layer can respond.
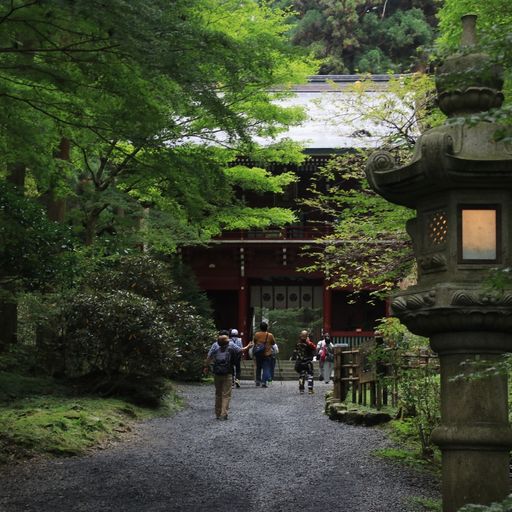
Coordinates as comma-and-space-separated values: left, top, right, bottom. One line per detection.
84, 255, 216, 381
398, 365, 440, 459
170, 260, 213, 320
0, 370, 182, 463
63, 291, 174, 374
371, 318, 440, 459
407, 496, 442, 511
274, 0, 438, 74
376, 317, 429, 349
458, 496, 512, 511
301, 150, 414, 290
254, 307, 323, 359
0, 0, 313, 256
0, 182, 75, 292
376, 418, 441, 471
436, 1, 512, 138
299, 73, 446, 291
373, 445, 432, 470
31, 256, 215, 404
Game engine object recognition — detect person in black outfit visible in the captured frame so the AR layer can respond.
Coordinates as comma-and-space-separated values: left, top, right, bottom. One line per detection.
293, 330, 317, 394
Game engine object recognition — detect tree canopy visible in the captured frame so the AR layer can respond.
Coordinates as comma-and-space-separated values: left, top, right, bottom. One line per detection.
0, 0, 316, 353
271, 0, 439, 74
0, 0, 313, 253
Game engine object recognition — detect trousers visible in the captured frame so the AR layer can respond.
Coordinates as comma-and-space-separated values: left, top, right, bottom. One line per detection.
214, 373, 232, 418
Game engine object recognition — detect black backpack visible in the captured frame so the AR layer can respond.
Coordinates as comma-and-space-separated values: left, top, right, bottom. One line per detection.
212, 346, 233, 375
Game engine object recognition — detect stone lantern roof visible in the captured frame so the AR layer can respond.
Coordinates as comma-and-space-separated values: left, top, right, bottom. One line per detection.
436, 14, 504, 117
366, 15, 512, 209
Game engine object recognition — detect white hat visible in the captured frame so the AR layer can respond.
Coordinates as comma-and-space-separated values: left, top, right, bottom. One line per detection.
230, 329, 239, 336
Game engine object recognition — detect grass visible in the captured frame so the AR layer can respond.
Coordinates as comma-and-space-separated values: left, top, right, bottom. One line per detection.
373, 418, 441, 474
0, 370, 182, 464
407, 496, 442, 511
339, 396, 440, 473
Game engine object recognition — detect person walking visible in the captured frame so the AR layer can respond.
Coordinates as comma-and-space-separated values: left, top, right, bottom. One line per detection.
294, 330, 316, 394
252, 321, 276, 388
204, 330, 249, 420
229, 328, 243, 388
316, 333, 334, 384
269, 342, 279, 384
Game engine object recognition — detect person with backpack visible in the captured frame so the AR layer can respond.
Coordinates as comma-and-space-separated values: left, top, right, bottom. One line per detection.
229, 328, 243, 388
204, 330, 249, 420
252, 321, 276, 388
316, 333, 334, 384
294, 330, 317, 394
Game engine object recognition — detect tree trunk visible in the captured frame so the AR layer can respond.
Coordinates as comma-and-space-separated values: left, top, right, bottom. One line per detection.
41, 138, 70, 222
0, 291, 17, 351
84, 214, 98, 245
7, 162, 25, 190
0, 164, 26, 351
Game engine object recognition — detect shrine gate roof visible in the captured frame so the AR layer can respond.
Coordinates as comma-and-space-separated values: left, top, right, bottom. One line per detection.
258, 74, 416, 151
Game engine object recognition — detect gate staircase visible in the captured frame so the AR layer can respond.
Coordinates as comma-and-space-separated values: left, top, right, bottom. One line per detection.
239, 359, 319, 381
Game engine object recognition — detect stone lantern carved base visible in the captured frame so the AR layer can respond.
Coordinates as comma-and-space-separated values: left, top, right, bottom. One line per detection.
430, 331, 512, 512
392, 284, 512, 511
392, 284, 512, 338
451, 290, 512, 307
418, 253, 447, 273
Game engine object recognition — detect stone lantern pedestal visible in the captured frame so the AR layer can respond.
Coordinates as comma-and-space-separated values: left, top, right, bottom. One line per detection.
366, 15, 512, 511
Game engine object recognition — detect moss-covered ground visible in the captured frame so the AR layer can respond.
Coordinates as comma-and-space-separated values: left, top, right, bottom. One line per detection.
0, 370, 182, 465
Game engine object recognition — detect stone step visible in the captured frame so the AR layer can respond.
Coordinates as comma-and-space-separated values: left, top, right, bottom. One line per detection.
239, 360, 322, 381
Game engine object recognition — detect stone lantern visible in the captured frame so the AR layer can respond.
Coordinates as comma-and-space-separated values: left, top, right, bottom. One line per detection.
365, 15, 512, 512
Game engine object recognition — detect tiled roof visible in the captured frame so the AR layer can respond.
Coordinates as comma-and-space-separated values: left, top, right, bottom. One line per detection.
260, 74, 416, 150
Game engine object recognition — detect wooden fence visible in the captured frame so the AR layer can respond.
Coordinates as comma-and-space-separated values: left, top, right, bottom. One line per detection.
332, 343, 439, 410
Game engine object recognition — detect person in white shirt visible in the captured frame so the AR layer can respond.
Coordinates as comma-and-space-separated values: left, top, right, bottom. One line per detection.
316, 334, 334, 384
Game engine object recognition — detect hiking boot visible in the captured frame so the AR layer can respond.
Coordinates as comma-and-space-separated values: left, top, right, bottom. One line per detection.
235, 379, 240, 388
261, 383, 267, 388
220, 415, 228, 420
299, 389, 304, 394
308, 388, 314, 394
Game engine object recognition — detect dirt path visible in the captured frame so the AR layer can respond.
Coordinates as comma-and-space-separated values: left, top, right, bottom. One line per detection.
0, 381, 439, 512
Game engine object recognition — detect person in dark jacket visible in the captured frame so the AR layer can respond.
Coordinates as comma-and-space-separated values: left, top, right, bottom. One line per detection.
294, 330, 317, 394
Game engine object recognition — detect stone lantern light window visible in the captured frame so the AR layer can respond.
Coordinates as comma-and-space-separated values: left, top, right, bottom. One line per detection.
458, 205, 501, 263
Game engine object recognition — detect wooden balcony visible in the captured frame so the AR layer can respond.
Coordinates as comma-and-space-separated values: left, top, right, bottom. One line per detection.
214, 225, 332, 243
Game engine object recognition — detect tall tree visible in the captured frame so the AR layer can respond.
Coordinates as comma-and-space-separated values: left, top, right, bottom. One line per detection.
300, 74, 442, 291
0, 0, 313, 349
273, 0, 438, 74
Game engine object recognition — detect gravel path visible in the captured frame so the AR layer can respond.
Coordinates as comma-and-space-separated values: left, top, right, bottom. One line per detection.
0, 381, 439, 512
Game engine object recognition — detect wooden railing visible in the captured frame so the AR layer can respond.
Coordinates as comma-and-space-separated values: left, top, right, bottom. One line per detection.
333, 345, 439, 409
215, 225, 332, 241
332, 334, 374, 348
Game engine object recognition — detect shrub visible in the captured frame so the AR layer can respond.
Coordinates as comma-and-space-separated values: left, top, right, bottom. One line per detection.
373, 317, 440, 459
458, 495, 512, 511
83, 255, 215, 380
63, 290, 174, 379
398, 365, 440, 459
34, 255, 215, 404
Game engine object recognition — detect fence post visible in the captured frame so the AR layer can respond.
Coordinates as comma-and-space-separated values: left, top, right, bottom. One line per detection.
333, 343, 349, 401
333, 346, 342, 401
